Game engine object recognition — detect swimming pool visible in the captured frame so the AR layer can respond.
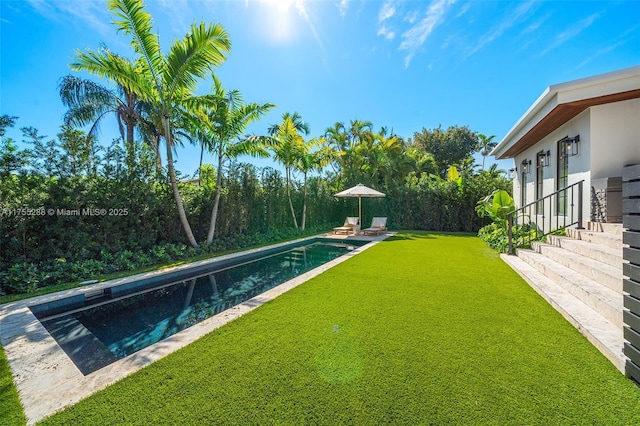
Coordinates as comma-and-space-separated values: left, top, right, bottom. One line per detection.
30, 238, 367, 375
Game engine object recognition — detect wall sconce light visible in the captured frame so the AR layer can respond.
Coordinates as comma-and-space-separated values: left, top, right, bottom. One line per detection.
509, 168, 516, 179
521, 159, 532, 174
561, 135, 579, 158
537, 150, 550, 167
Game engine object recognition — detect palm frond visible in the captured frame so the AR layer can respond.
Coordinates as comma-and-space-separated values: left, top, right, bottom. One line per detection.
72, 49, 155, 103
163, 22, 231, 102
108, 0, 162, 78
59, 75, 115, 109
228, 135, 273, 158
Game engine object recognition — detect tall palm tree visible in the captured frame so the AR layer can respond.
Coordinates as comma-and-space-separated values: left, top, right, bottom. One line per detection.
296, 137, 331, 230
268, 112, 310, 228
348, 119, 374, 147
59, 75, 141, 162
72, 0, 231, 248
323, 121, 348, 176
477, 134, 497, 170
268, 114, 309, 229
189, 75, 274, 245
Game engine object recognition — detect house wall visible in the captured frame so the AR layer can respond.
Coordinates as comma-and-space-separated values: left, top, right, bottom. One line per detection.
590, 98, 640, 181
512, 98, 640, 227
513, 110, 591, 227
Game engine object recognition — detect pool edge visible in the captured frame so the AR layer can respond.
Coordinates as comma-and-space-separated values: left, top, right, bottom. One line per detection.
0, 233, 391, 424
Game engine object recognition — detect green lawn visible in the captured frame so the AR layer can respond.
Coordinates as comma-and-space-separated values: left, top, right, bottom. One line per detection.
0, 343, 25, 425
3, 232, 639, 425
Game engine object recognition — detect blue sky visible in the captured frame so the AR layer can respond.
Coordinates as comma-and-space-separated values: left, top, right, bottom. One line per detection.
2, 0, 639, 177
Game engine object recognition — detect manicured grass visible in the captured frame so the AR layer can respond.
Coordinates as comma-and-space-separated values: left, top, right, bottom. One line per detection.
0, 344, 25, 425
22, 233, 640, 424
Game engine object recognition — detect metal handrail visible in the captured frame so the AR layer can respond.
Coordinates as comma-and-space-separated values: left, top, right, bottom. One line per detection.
508, 180, 584, 254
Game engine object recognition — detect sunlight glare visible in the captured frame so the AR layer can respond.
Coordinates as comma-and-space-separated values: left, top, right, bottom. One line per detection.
259, 0, 302, 44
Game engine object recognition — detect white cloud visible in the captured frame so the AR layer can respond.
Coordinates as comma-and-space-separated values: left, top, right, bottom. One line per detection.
519, 12, 552, 37
540, 13, 600, 56
466, 1, 536, 57
378, 1, 396, 23
399, 0, 456, 68
377, 25, 395, 40
577, 23, 639, 68
455, 2, 471, 18
404, 10, 419, 24
338, 0, 349, 18
26, 0, 112, 37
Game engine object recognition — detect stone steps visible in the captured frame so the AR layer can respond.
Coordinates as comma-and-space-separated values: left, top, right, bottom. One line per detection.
566, 228, 623, 250
532, 241, 623, 293
501, 254, 625, 372
517, 249, 623, 327
547, 235, 622, 269
502, 223, 625, 373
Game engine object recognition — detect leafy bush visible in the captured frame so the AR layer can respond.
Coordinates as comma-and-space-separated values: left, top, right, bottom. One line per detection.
3, 263, 41, 294
477, 221, 542, 253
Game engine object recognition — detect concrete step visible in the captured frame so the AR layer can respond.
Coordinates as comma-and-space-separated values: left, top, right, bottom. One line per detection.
587, 222, 624, 236
533, 241, 623, 293
547, 235, 623, 270
501, 253, 625, 373
517, 249, 623, 328
566, 228, 623, 250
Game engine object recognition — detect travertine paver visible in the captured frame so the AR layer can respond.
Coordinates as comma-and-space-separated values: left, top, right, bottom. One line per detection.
0, 233, 390, 424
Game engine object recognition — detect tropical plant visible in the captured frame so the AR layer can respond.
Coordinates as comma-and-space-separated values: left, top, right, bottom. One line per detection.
189, 75, 274, 245
296, 137, 331, 230
476, 133, 497, 170
476, 189, 515, 224
268, 112, 310, 229
59, 74, 141, 162
71, 0, 231, 248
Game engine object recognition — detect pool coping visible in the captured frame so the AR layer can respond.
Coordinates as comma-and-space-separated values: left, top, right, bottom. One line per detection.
0, 232, 390, 424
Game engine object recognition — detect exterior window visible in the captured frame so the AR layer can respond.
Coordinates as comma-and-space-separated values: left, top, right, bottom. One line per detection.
557, 141, 569, 215
535, 151, 545, 214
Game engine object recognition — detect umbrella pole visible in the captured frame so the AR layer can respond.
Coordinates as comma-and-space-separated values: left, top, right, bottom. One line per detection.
358, 196, 362, 230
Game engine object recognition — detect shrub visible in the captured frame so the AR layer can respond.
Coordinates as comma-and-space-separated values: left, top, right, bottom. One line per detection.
477, 222, 541, 253
2, 262, 40, 294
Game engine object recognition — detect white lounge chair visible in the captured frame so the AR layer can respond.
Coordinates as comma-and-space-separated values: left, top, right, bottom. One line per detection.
362, 217, 387, 236
333, 216, 360, 235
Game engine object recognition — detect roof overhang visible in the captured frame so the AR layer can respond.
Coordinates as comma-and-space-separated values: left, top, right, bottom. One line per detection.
492, 66, 640, 160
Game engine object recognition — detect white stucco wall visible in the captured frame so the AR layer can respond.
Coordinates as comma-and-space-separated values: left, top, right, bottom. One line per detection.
513, 110, 590, 213
511, 98, 640, 227
590, 98, 640, 181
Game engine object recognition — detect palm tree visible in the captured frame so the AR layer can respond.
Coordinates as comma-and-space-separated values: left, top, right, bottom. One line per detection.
296, 137, 331, 230
189, 75, 274, 245
268, 112, 310, 229
72, 0, 231, 248
323, 121, 348, 176
59, 75, 141, 162
477, 134, 497, 170
268, 113, 309, 229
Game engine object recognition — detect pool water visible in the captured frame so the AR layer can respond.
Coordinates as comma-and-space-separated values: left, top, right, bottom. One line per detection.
35, 240, 364, 375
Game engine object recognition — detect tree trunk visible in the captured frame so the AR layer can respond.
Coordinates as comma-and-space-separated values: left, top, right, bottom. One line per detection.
126, 123, 135, 163
149, 135, 163, 170
163, 116, 199, 248
206, 153, 224, 245
286, 167, 298, 229
198, 143, 205, 185
301, 171, 308, 231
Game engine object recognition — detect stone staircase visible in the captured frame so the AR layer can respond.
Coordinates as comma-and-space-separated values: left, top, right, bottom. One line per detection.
501, 222, 625, 372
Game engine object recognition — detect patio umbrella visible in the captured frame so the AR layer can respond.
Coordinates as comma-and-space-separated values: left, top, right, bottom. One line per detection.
334, 183, 385, 227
